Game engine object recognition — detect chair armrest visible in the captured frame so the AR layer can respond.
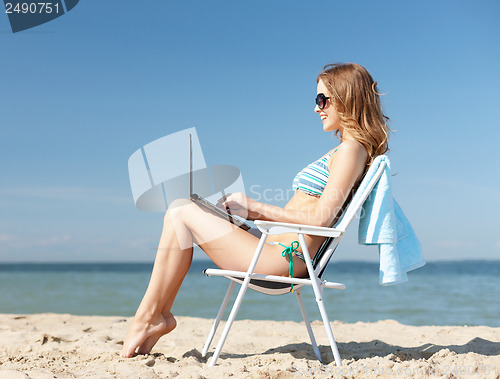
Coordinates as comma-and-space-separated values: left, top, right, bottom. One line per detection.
254, 220, 342, 238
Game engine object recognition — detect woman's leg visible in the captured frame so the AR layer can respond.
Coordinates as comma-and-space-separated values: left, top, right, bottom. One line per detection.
121, 201, 194, 357
121, 199, 306, 357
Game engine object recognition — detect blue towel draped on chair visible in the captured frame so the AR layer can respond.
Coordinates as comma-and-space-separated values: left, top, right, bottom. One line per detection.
358, 155, 426, 285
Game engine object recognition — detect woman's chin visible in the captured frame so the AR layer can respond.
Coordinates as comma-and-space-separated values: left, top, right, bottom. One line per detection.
323, 123, 341, 133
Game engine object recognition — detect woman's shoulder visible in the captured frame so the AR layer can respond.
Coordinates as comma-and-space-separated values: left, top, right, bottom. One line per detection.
333, 140, 367, 157
329, 140, 368, 168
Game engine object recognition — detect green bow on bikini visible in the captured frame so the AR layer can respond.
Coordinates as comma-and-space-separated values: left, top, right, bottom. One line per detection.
278, 241, 300, 292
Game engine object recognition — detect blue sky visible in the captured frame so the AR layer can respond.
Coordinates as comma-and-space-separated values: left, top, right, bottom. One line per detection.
1, 0, 499, 262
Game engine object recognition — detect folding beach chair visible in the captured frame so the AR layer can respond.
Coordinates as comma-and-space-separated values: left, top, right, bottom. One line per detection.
201, 158, 387, 367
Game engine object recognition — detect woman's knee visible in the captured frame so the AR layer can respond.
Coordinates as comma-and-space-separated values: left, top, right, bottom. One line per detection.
164, 198, 192, 222
162, 198, 196, 250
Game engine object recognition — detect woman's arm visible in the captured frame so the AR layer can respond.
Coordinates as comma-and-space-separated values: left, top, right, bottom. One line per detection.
219, 141, 368, 227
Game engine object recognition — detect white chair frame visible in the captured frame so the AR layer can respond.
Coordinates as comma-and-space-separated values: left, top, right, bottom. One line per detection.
201, 160, 387, 367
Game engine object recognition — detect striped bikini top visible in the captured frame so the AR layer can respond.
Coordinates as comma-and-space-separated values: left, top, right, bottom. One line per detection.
292, 149, 337, 196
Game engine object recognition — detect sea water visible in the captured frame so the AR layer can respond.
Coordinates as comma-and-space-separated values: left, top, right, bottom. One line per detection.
0, 261, 499, 327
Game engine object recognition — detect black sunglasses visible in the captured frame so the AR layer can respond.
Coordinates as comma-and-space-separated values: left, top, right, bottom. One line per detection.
315, 93, 330, 110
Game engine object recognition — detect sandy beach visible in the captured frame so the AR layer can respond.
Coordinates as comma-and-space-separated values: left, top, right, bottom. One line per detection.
0, 313, 499, 378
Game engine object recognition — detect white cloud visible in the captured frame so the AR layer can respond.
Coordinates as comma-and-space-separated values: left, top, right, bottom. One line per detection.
0, 234, 71, 249
0, 232, 158, 261
0, 186, 130, 204
435, 239, 474, 249
0, 234, 16, 242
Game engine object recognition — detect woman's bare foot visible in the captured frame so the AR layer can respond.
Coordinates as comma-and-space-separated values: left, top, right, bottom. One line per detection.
136, 312, 177, 355
121, 312, 176, 358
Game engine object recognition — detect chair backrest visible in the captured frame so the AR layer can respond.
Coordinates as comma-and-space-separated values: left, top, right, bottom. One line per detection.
233, 157, 386, 295
313, 159, 387, 276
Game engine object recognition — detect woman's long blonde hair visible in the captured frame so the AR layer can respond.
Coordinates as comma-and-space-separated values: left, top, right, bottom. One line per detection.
317, 63, 390, 165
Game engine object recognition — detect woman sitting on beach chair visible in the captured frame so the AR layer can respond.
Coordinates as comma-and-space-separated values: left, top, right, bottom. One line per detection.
121, 63, 390, 358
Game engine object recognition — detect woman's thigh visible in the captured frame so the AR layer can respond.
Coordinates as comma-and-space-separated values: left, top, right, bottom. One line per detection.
173, 201, 306, 276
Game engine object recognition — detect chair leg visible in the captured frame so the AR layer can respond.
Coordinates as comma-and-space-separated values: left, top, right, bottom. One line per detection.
315, 291, 342, 367
207, 233, 269, 367
298, 233, 342, 367
295, 288, 322, 362
202, 281, 235, 357
207, 277, 249, 367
